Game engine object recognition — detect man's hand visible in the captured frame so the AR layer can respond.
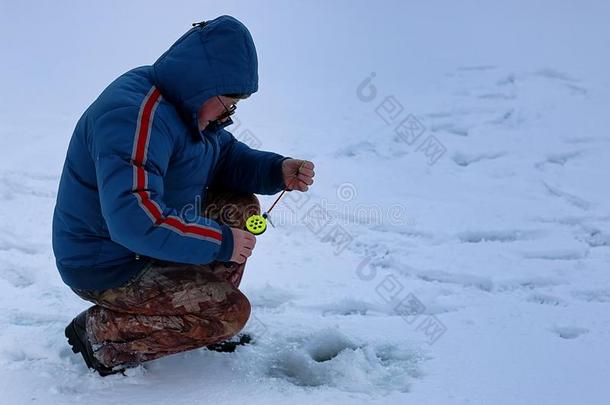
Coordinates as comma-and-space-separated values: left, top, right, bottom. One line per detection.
282, 159, 315, 192
229, 227, 256, 264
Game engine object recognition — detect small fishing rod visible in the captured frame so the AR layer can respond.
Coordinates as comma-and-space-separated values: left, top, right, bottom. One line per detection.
245, 161, 306, 235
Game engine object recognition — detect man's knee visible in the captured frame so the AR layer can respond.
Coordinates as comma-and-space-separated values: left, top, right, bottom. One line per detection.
203, 190, 260, 229
224, 289, 251, 335
188, 288, 251, 342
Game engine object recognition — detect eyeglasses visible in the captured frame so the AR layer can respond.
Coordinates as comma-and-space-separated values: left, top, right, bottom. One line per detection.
216, 96, 237, 121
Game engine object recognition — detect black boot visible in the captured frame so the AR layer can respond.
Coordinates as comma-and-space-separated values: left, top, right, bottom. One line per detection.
206, 333, 252, 353
65, 310, 125, 377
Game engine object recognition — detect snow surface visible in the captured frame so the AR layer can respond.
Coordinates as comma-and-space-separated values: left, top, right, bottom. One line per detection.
1, 1, 609, 404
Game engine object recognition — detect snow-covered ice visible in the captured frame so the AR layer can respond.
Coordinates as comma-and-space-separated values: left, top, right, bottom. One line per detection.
1, 1, 609, 404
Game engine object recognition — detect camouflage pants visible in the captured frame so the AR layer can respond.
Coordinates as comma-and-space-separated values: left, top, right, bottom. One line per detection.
72, 189, 261, 368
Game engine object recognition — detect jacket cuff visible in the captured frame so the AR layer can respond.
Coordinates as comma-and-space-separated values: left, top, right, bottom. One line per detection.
270, 156, 292, 192
216, 224, 234, 262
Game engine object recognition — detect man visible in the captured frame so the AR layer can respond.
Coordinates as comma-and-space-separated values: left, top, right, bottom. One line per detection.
52, 15, 315, 376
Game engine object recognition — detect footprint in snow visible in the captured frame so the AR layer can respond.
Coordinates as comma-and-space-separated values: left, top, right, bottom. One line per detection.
552, 326, 589, 340
452, 151, 506, 167
526, 293, 568, 307
267, 328, 424, 393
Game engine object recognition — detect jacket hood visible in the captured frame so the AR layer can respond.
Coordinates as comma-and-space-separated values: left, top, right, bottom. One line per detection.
152, 15, 258, 129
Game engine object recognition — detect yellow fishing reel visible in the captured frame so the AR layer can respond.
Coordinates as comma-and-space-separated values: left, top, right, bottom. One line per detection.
245, 213, 268, 235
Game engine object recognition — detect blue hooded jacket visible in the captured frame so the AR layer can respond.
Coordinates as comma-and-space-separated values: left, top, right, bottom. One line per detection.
52, 16, 288, 290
